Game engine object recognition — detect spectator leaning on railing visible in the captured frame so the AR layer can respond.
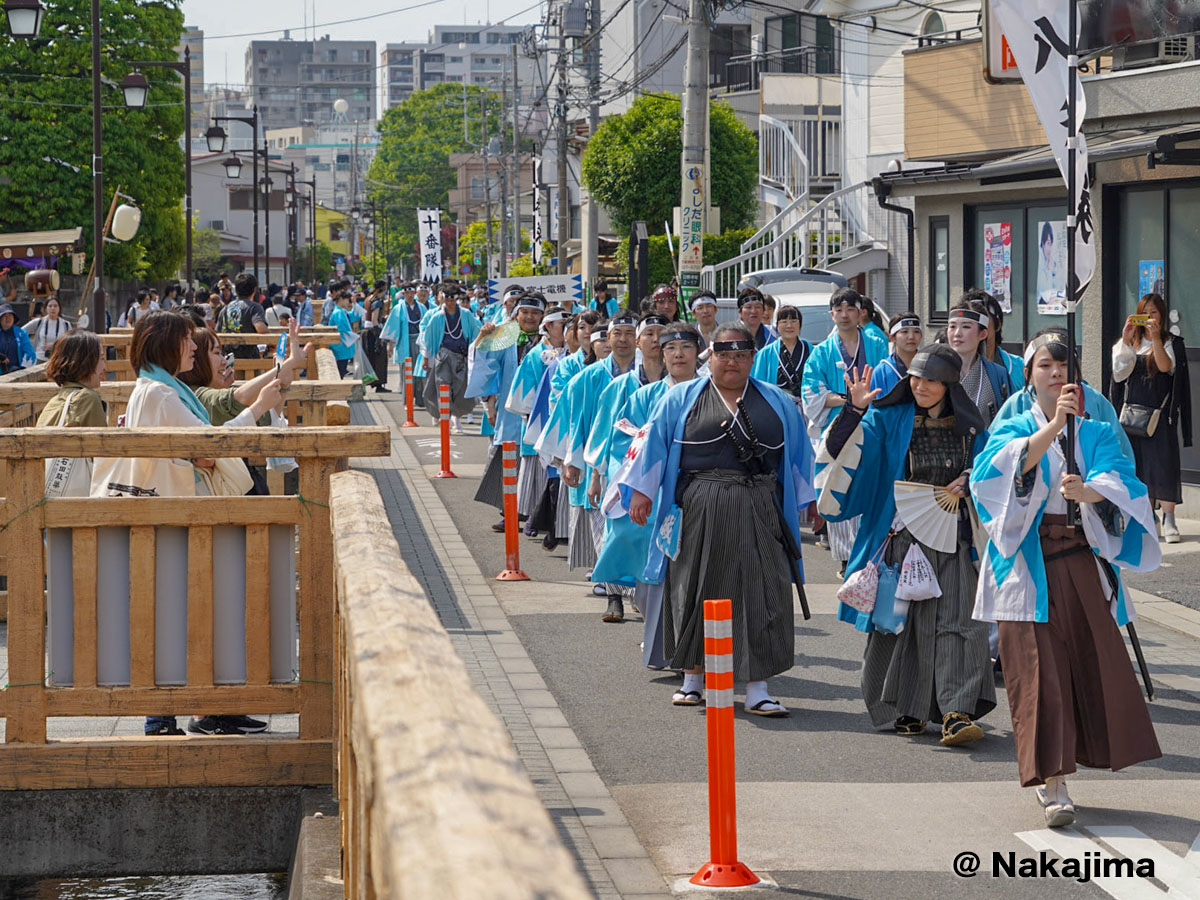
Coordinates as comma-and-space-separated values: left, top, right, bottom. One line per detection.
37, 331, 108, 428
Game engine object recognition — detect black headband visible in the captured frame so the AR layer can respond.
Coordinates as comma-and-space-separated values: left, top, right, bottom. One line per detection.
637, 315, 670, 335
516, 295, 546, 311
712, 340, 755, 353
949, 308, 989, 328
659, 329, 700, 347
890, 316, 921, 335
609, 315, 638, 330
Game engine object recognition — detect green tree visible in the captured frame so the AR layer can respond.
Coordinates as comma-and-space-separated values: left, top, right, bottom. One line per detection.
368, 84, 503, 268
581, 94, 758, 235
0, 0, 187, 279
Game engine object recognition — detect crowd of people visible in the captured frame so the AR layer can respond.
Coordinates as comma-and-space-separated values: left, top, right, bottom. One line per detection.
392, 275, 1180, 832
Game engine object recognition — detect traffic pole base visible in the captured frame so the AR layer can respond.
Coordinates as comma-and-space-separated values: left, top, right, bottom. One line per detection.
435, 470, 457, 478
689, 861, 760, 889
496, 569, 530, 581
401, 420, 419, 428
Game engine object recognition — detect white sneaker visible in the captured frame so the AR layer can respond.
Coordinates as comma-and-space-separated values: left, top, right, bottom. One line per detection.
464, 414, 475, 424
1163, 515, 1181, 544
1035, 780, 1076, 828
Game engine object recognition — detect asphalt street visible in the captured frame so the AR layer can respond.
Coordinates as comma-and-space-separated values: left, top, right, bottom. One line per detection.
374, 391, 1200, 900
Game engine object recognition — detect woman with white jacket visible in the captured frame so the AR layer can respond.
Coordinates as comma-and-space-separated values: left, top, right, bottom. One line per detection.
92, 310, 282, 736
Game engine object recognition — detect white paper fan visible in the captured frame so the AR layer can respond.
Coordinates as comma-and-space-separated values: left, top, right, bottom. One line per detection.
476, 318, 521, 352
893, 481, 960, 554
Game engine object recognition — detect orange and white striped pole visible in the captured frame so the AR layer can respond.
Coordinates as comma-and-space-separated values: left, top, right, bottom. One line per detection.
401, 357, 418, 428
436, 383, 456, 478
497, 441, 529, 581
691, 598, 759, 888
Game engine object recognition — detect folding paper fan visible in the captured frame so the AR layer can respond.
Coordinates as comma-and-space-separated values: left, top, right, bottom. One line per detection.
476, 319, 521, 352
893, 481, 960, 554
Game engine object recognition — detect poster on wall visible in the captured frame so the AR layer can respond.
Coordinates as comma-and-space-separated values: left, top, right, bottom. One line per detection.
1036, 220, 1068, 315
982, 222, 1012, 313
1139, 260, 1165, 299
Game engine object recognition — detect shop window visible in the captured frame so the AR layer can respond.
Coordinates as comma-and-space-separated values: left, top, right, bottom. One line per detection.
929, 217, 949, 315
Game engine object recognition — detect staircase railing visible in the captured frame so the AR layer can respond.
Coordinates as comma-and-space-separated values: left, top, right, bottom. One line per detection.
758, 114, 810, 210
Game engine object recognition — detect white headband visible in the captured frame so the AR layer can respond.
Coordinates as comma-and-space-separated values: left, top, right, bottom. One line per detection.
590, 328, 608, 342
1022, 333, 1070, 365
890, 316, 921, 336
541, 310, 567, 326
690, 294, 717, 309
949, 309, 989, 329
608, 317, 638, 332
504, 289, 523, 301
637, 315, 670, 336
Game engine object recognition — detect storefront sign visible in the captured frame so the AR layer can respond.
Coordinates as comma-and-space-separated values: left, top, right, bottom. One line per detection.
488, 274, 582, 307
1036, 220, 1067, 315
983, 222, 1012, 313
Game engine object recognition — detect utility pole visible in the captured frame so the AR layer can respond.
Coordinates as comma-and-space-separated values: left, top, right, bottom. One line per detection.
482, 94, 494, 281
583, 0, 601, 290
499, 74, 509, 277
555, 8, 569, 275
677, 0, 710, 306
511, 41, 522, 265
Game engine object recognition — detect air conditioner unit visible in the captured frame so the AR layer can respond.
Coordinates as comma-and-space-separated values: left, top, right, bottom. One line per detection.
210, 219, 225, 231
1113, 37, 1193, 70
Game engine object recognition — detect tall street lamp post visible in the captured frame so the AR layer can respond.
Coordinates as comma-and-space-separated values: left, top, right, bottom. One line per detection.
121, 46, 193, 299
208, 107, 260, 281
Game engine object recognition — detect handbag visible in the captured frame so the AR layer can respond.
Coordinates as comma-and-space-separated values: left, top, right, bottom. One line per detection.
1119, 382, 1171, 439
836, 534, 892, 614
895, 543, 942, 601
44, 390, 94, 499
869, 562, 909, 634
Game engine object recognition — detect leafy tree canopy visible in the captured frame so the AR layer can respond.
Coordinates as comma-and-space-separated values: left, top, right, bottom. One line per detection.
581, 94, 758, 235
368, 84, 503, 268
0, 0, 187, 279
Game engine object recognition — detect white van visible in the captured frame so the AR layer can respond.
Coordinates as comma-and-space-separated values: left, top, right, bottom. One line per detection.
714, 267, 849, 345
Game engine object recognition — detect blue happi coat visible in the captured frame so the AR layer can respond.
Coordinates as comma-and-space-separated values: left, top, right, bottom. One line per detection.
504, 342, 562, 455
869, 352, 908, 397
533, 349, 589, 465
814, 402, 987, 632
994, 382, 1133, 461
614, 376, 816, 585
970, 405, 1159, 626
801, 327, 889, 438
467, 333, 541, 447
592, 376, 677, 586
379, 300, 428, 366
417, 305, 481, 378
749, 338, 811, 386
590, 296, 619, 317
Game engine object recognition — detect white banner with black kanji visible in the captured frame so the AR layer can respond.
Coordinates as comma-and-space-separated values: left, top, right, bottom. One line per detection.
417, 208, 443, 282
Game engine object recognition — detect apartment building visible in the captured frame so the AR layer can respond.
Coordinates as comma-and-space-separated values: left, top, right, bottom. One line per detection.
245, 35, 376, 132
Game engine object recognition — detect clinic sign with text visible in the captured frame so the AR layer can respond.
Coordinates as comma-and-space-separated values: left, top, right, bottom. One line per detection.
678, 164, 705, 289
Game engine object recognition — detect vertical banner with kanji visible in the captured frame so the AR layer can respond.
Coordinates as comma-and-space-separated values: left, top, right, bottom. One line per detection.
677, 164, 705, 306
989, 0, 1094, 297
417, 208, 443, 283
530, 158, 543, 266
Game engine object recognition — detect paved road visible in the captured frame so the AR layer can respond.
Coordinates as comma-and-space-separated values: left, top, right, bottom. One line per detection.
373, 392, 1200, 900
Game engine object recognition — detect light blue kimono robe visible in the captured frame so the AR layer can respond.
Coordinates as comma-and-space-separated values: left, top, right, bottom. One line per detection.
467, 333, 542, 448
419, 306, 482, 364
533, 349, 589, 465
614, 376, 816, 585
801, 327, 889, 438
558, 355, 635, 508
970, 405, 1160, 626
869, 352, 907, 397
503, 341, 560, 455
379, 300, 428, 366
412, 304, 445, 377
814, 401, 987, 632
998, 348, 1025, 390
994, 383, 1133, 461
590, 296, 619, 317
749, 338, 811, 388
592, 376, 674, 586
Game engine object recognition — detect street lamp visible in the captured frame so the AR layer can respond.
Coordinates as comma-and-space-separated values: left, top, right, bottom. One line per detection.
2, 0, 45, 38
350, 206, 361, 221
212, 107, 261, 280
222, 155, 244, 179
123, 48, 195, 298
119, 71, 149, 109
205, 125, 227, 153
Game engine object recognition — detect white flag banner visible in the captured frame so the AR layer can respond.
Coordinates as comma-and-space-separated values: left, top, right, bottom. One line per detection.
417, 208, 443, 283
530, 158, 543, 266
989, 0, 1094, 298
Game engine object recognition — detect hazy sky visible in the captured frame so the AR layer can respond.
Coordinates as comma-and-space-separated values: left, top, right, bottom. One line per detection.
181, 0, 545, 89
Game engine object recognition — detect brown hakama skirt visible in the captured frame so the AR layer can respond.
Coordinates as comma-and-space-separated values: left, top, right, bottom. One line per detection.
997, 514, 1161, 787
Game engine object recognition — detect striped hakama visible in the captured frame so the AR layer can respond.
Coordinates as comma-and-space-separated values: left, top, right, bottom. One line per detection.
998, 515, 1160, 786
640, 582, 668, 668
827, 516, 858, 563
664, 471, 795, 681
473, 444, 504, 511
516, 455, 546, 518
859, 528, 995, 728
422, 347, 474, 419
554, 477, 572, 538
567, 505, 597, 571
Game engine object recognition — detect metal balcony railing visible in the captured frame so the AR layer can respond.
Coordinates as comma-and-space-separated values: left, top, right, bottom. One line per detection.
714, 45, 839, 94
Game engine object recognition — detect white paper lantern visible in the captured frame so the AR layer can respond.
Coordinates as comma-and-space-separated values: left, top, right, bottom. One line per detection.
111, 204, 142, 242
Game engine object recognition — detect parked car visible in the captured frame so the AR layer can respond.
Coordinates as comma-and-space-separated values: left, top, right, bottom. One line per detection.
714, 268, 849, 345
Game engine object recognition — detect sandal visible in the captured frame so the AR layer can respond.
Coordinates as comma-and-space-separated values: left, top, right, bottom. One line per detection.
745, 698, 789, 717
894, 716, 927, 736
940, 712, 983, 746
672, 690, 703, 706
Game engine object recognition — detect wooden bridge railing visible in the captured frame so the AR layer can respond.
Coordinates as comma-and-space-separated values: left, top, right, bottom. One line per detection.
0, 426, 389, 789
101, 331, 345, 383
330, 471, 591, 900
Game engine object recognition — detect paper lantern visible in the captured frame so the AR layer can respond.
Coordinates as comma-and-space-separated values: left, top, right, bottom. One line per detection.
111, 204, 142, 242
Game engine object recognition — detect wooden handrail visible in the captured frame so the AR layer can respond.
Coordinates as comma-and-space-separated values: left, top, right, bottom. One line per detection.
0, 380, 356, 405
0, 426, 388, 458
330, 471, 592, 900
98, 332, 345, 347
0, 364, 49, 384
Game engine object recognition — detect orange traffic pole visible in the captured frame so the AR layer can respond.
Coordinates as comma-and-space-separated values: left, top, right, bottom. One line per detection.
436, 383, 456, 478
691, 598, 759, 889
497, 441, 529, 581
402, 357, 418, 428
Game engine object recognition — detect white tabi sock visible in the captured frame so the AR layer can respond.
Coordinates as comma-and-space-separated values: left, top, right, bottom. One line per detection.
681, 672, 704, 695
745, 680, 772, 707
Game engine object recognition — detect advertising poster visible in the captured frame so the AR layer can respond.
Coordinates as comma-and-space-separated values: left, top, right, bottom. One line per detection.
1139, 260, 1165, 299
1036, 220, 1068, 315
982, 222, 1012, 313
